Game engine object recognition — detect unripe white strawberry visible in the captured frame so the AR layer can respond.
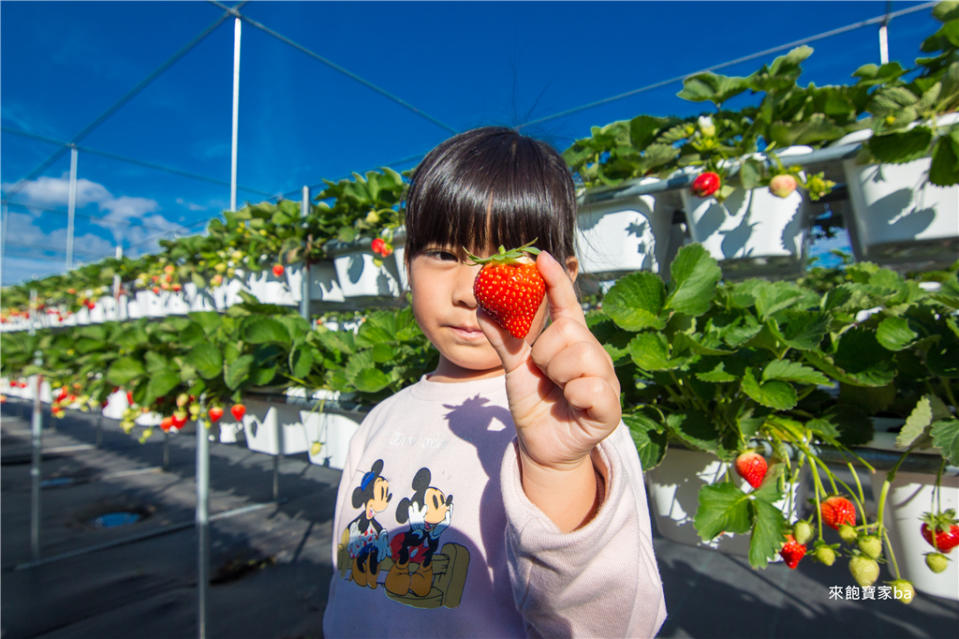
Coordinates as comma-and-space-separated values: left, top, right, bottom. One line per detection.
769, 174, 798, 198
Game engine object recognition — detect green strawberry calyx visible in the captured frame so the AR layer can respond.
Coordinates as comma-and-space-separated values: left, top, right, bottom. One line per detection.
465, 239, 541, 266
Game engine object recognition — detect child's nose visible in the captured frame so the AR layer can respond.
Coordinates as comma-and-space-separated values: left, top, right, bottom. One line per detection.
452, 263, 479, 308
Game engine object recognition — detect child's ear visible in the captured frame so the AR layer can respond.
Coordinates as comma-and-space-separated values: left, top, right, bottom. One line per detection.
564, 255, 579, 283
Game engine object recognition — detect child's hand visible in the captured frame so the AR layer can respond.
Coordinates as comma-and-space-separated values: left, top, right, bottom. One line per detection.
477, 251, 621, 530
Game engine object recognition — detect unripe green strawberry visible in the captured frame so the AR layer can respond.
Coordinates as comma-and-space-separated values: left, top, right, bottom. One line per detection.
839, 524, 859, 544
889, 579, 915, 604
769, 174, 798, 198
793, 520, 814, 546
925, 551, 949, 573
858, 534, 882, 559
812, 544, 837, 566
849, 555, 880, 588
468, 242, 545, 339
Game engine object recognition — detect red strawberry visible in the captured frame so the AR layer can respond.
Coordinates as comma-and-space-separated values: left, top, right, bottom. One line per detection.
171, 412, 188, 429
769, 174, 798, 198
126, 391, 134, 406
780, 534, 806, 569
160, 416, 175, 432
920, 509, 959, 553
468, 242, 545, 339
734, 451, 767, 489
821, 495, 856, 530
230, 404, 246, 421
272, 263, 285, 277
208, 406, 224, 422
691, 171, 721, 197
371, 238, 386, 256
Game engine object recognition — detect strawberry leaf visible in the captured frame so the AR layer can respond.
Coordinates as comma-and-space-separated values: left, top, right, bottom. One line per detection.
762, 360, 830, 386
749, 497, 788, 569
695, 482, 753, 540
224, 354, 254, 390
742, 368, 797, 410
930, 418, 959, 465
106, 356, 145, 387
665, 244, 721, 317
876, 316, 918, 351
603, 272, 667, 331
186, 342, 222, 379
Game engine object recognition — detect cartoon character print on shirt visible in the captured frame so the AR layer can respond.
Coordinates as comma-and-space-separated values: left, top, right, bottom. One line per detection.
340, 459, 392, 590
384, 467, 468, 606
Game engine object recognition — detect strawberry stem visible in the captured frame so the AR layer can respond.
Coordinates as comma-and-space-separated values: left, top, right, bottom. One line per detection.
465, 239, 540, 265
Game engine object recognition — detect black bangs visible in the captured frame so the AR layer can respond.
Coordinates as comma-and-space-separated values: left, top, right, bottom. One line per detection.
404, 127, 576, 264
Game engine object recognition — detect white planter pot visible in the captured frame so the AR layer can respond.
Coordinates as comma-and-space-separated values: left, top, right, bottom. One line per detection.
871, 470, 959, 601
216, 419, 245, 444
102, 389, 130, 420
134, 411, 163, 427
183, 283, 216, 312
241, 398, 309, 455
645, 447, 807, 560
838, 114, 959, 268
679, 147, 812, 276
161, 290, 190, 316
576, 180, 676, 276
211, 276, 245, 311
301, 408, 361, 470
280, 263, 347, 304
247, 269, 297, 306
126, 295, 145, 319
332, 247, 403, 298
74, 307, 91, 325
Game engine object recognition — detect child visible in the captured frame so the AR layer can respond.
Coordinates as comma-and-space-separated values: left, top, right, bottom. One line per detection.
323, 127, 666, 638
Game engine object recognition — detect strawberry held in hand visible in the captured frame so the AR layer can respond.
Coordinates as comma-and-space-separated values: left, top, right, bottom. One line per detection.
734, 450, 767, 489
468, 241, 546, 339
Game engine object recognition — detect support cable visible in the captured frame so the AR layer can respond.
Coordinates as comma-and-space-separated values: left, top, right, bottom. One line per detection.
516, 1, 936, 131
206, 0, 458, 134
4, 5, 242, 198
1, 126, 275, 198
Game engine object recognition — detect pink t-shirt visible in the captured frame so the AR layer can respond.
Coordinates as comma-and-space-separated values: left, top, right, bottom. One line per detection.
323, 374, 666, 638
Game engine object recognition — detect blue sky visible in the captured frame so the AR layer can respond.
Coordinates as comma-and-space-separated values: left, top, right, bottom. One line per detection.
0, 1, 943, 286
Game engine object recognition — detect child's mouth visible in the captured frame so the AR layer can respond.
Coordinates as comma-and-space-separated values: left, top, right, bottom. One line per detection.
450, 325, 484, 341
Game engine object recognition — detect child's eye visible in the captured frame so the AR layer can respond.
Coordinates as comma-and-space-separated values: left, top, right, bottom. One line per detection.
424, 249, 458, 262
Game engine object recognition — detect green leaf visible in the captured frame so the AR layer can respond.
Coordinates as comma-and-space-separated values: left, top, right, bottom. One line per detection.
623, 412, 668, 470
749, 497, 788, 569
832, 327, 897, 386
289, 345, 313, 379
603, 272, 667, 331
762, 360, 830, 386
742, 368, 797, 410
187, 342, 224, 380
224, 354, 254, 390
876, 316, 918, 351
929, 127, 959, 187
930, 418, 959, 466
867, 127, 933, 164
353, 367, 392, 393
144, 351, 170, 373
666, 244, 721, 316
106, 356, 145, 387
667, 411, 722, 453
695, 483, 753, 540
678, 72, 749, 106
628, 332, 675, 371
897, 395, 933, 449
144, 368, 180, 406
241, 317, 291, 345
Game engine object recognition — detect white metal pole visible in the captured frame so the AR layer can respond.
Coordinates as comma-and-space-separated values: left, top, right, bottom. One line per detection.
196, 417, 210, 639
113, 245, 123, 321
878, 21, 889, 64
29, 289, 43, 560
230, 17, 242, 213
65, 146, 78, 271
300, 186, 311, 321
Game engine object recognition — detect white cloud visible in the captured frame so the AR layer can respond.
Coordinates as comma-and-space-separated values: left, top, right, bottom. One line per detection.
3, 175, 111, 211
176, 197, 208, 212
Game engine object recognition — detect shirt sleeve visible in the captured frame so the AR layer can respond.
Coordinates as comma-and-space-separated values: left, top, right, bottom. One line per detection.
500, 423, 667, 639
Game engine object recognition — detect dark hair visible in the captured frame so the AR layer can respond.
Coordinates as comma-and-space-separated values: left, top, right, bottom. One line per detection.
404, 127, 576, 265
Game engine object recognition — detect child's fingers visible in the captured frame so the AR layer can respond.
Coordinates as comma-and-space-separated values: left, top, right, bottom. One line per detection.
537, 251, 585, 327
477, 308, 531, 374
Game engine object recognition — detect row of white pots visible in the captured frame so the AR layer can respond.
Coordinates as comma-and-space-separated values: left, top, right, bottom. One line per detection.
0, 379, 362, 471
646, 446, 958, 601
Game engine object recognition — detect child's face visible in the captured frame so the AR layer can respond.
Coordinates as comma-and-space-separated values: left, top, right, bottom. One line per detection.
408, 245, 564, 381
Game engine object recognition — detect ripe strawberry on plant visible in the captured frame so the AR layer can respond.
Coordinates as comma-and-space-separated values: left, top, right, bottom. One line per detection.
231, 403, 246, 421
779, 534, 806, 569
821, 495, 856, 530
920, 509, 959, 553
691, 171, 721, 197
208, 406, 224, 422
734, 451, 767, 489
468, 241, 546, 340
160, 416, 175, 433
272, 263, 285, 277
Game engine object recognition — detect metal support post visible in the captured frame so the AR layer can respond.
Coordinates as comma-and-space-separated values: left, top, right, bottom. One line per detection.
29, 289, 43, 560
299, 186, 311, 321
230, 17, 241, 212
195, 418, 210, 639
878, 2, 890, 64
65, 146, 78, 271
113, 245, 124, 321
